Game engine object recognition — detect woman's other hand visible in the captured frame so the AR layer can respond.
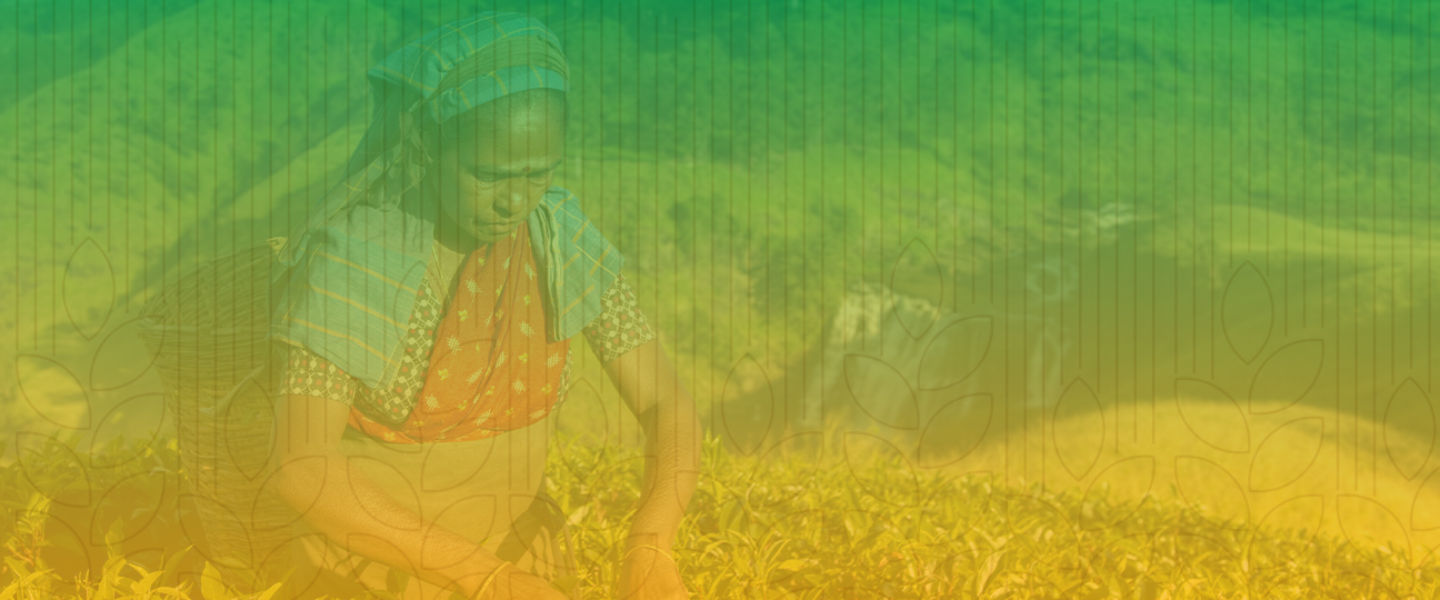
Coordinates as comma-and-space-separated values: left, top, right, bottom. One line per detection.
617, 547, 689, 600
464, 565, 572, 600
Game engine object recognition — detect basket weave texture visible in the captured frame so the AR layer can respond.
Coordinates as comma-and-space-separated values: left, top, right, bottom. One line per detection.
137, 244, 301, 578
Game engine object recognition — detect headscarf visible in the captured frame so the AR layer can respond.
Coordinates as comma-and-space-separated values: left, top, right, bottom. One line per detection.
269, 13, 621, 392
276, 11, 572, 263
344, 12, 570, 179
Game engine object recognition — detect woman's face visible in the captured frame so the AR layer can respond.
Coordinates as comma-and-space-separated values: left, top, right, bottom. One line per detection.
426, 101, 565, 246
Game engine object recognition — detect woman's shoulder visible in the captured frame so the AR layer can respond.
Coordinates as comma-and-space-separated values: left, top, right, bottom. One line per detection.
582, 272, 658, 365
327, 202, 432, 256
535, 186, 607, 240
529, 186, 626, 342
274, 198, 433, 279
270, 200, 432, 391
538, 186, 583, 216
531, 185, 618, 265
292, 202, 434, 300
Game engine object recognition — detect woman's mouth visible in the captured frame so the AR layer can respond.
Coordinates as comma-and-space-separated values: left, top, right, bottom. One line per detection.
476, 220, 520, 234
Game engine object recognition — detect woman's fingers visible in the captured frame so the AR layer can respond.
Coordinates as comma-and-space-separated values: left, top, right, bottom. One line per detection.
618, 555, 689, 600
491, 570, 571, 600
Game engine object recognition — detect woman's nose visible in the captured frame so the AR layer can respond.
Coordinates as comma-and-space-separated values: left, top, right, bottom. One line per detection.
494, 184, 528, 219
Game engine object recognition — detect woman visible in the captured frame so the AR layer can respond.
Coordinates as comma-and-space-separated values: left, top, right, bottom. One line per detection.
263, 13, 700, 600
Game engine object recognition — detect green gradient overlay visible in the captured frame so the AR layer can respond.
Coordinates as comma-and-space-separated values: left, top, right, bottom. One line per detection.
2, 0, 1437, 597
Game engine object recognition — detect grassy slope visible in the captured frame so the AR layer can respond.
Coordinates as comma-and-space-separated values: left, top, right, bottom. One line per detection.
0, 0, 394, 438
5, 0, 1434, 438
2, 1, 1436, 596
2, 426, 1438, 599
934, 399, 1440, 562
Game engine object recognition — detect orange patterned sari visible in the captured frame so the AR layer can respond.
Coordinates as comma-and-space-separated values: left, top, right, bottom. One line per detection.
347, 222, 570, 443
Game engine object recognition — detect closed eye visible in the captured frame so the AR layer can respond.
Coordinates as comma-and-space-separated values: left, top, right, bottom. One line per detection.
468, 168, 503, 184
469, 160, 562, 183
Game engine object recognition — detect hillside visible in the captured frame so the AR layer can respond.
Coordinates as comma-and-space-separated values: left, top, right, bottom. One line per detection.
3, 426, 1439, 598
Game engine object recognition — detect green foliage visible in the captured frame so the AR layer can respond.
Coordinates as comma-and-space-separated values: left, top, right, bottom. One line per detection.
6, 430, 1436, 599
2, 2, 1439, 596
551, 428, 1440, 598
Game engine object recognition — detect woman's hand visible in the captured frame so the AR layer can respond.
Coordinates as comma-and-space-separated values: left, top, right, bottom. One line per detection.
617, 546, 689, 600
603, 339, 701, 600
461, 565, 571, 600
491, 571, 573, 600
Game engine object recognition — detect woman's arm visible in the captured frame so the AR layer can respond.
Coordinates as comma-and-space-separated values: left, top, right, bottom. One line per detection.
603, 340, 702, 549
603, 340, 702, 599
271, 383, 568, 598
579, 274, 700, 597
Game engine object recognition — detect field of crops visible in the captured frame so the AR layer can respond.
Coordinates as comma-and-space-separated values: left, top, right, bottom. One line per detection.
2, 419, 1438, 599
3, 0, 1438, 597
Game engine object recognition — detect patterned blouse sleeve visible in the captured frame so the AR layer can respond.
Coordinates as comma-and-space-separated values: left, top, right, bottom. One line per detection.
277, 341, 359, 407
583, 273, 658, 365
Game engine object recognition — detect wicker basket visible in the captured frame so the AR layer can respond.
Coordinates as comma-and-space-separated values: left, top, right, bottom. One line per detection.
137, 244, 300, 582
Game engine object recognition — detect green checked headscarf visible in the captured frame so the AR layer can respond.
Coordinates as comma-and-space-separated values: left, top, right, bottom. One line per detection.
270, 13, 622, 392
344, 12, 571, 180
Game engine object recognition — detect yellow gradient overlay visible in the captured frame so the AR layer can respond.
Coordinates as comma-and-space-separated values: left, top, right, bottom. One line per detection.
2, 0, 1436, 597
